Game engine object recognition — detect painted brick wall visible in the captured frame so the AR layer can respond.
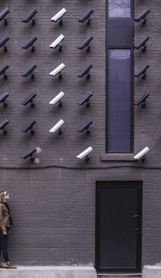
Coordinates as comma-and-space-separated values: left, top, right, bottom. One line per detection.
0, 0, 106, 266
0, 0, 161, 273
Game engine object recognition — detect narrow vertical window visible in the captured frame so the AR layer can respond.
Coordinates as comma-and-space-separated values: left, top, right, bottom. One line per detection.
106, 0, 133, 154
107, 50, 132, 153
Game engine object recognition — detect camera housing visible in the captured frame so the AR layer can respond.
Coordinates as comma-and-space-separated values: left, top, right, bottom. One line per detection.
0, 119, 9, 135
21, 146, 41, 163
49, 63, 65, 79
49, 119, 64, 135
135, 93, 150, 108
134, 36, 150, 52
21, 93, 37, 107
0, 92, 9, 107
0, 65, 9, 80
50, 34, 65, 51
134, 8, 150, 25
77, 120, 93, 135
22, 36, 37, 52
133, 146, 150, 161
78, 64, 93, 79
134, 64, 149, 80
0, 36, 9, 52
78, 36, 93, 52
78, 91, 93, 107
21, 120, 36, 135
51, 8, 67, 25
21, 64, 37, 80
0, 8, 9, 25
78, 8, 93, 25
76, 146, 93, 162
22, 8, 37, 25
49, 91, 65, 107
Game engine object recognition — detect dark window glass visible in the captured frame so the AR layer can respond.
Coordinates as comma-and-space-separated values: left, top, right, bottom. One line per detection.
106, 49, 132, 153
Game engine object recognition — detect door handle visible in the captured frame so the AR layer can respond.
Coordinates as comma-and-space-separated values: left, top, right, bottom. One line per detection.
134, 214, 140, 232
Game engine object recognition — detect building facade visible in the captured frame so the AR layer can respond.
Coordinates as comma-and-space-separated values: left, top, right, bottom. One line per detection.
0, 0, 160, 275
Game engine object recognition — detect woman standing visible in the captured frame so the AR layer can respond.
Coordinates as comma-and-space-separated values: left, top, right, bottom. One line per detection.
0, 191, 16, 269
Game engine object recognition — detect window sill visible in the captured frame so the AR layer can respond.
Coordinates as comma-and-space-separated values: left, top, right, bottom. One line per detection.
101, 153, 134, 161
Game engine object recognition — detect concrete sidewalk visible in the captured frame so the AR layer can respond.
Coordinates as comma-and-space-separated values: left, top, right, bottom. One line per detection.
0, 265, 97, 278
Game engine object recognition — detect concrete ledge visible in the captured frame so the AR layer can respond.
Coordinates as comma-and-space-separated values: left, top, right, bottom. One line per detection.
0, 265, 97, 278
142, 264, 161, 278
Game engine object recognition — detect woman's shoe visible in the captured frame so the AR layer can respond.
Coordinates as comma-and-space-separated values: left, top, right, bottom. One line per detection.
0, 262, 5, 268
3, 262, 17, 269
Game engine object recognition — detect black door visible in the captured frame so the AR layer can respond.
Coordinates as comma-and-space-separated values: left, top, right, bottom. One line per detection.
96, 181, 142, 273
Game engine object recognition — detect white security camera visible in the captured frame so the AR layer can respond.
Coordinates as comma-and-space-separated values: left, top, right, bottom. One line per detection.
51, 8, 67, 23
76, 146, 93, 161
49, 119, 64, 134
133, 146, 150, 161
49, 63, 65, 79
50, 34, 65, 50
49, 91, 65, 106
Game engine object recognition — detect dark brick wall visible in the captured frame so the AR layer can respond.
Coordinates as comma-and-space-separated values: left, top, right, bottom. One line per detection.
134, 0, 161, 268
0, 0, 161, 272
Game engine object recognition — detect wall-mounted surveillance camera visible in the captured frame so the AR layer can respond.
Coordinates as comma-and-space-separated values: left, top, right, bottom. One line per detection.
134, 8, 150, 25
49, 119, 64, 135
22, 8, 37, 26
49, 91, 65, 107
0, 92, 9, 107
78, 91, 93, 107
49, 34, 65, 51
22, 36, 37, 52
78, 64, 93, 79
0, 119, 9, 135
21, 120, 36, 135
21, 146, 41, 163
21, 93, 37, 108
77, 120, 93, 135
0, 8, 9, 26
134, 36, 150, 53
76, 146, 93, 162
51, 8, 67, 25
0, 65, 9, 80
134, 64, 149, 80
133, 146, 150, 161
49, 63, 65, 79
78, 36, 93, 52
21, 64, 37, 80
0, 36, 9, 52
135, 93, 150, 108
78, 8, 93, 25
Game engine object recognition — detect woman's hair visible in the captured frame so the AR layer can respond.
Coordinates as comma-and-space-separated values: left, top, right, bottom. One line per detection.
0, 191, 7, 203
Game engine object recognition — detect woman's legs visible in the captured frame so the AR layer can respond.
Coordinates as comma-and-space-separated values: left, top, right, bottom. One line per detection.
0, 229, 9, 263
